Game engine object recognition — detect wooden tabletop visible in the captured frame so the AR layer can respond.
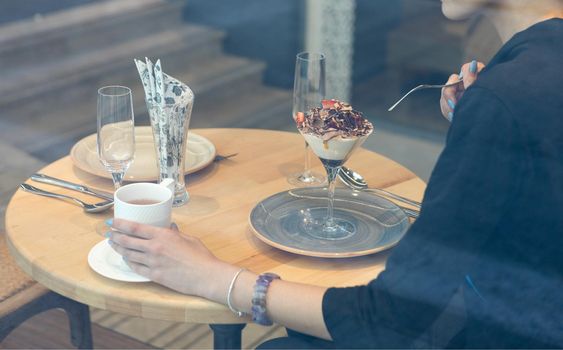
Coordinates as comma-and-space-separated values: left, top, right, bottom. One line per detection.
5, 128, 426, 324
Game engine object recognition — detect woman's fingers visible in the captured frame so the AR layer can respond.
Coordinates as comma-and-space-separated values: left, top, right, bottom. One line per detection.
109, 230, 149, 252
440, 74, 462, 120
109, 240, 150, 265
460, 60, 485, 90
126, 260, 152, 278
112, 219, 161, 239
440, 60, 486, 122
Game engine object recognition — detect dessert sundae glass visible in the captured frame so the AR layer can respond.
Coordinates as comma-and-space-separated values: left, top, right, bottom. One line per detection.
295, 99, 373, 240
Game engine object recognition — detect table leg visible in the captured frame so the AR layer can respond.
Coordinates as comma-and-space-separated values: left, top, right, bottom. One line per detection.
0, 291, 93, 349
55, 294, 93, 349
209, 323, 246, 349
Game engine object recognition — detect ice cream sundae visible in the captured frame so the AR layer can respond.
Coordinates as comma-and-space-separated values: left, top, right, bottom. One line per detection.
294, 99, 373, 240
295, 99, 373, 168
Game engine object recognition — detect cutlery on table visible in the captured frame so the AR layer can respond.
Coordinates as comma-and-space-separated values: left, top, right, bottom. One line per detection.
338, 166, 422, 210
213, 153, 238, 162
20, 184, 113, 213
388, 79, 464, 112
31, 173, 113, 201
400, 207, 419, 219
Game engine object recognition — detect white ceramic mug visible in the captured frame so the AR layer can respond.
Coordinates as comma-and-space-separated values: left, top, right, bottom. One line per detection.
114, 178, 175, 227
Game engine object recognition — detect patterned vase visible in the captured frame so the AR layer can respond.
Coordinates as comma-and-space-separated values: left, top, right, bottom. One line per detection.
146, 88, 194, 207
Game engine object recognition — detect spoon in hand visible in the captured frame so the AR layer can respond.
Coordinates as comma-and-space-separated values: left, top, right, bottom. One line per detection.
20, 184, 114, 213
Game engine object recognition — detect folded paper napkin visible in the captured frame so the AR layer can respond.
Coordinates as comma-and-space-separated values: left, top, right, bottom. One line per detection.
133, 58, 194, 182
134, 58, 193, 108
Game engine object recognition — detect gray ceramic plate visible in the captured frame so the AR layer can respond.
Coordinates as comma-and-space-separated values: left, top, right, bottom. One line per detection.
249, 187, 410, 258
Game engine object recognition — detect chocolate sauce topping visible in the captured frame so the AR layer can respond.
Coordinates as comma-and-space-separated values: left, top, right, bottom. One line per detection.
295, 99, 373, 141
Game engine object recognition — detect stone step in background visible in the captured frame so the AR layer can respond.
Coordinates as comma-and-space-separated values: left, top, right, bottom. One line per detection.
0, 24, 225, 111
0, 0, 291, 165
0, 0, 185, 70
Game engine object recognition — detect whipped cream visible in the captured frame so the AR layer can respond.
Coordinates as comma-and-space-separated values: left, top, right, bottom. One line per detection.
303, 133, 367, 160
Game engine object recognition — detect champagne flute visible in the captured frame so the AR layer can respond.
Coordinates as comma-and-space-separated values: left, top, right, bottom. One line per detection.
287, 51, 327, 187
97, 86, 135, 190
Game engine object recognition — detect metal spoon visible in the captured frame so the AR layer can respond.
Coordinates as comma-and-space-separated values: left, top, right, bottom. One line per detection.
20, 184, 114, 213
338, 167, 422, 209
388, 79, 463, 111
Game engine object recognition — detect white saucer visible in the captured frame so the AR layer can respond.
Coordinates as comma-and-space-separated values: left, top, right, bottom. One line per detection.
88, 239, 150, 282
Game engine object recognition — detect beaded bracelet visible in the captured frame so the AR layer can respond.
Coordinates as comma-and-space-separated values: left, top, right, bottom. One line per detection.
226, 268, 246, 317
251, 272, 280, 326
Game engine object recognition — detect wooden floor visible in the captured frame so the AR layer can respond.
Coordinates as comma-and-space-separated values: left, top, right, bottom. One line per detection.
0, 309, 151, 349
89, 308, 285, 349
1, 307, 286, 349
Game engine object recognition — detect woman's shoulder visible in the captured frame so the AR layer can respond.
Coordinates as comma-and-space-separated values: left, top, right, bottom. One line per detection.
472, 20, 563, 118
471, 57, 561, 126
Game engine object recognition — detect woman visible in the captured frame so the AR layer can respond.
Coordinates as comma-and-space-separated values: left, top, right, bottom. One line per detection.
107, 1, 563, 348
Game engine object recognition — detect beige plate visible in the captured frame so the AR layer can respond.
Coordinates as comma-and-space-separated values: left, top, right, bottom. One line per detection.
70, 126, 216, 182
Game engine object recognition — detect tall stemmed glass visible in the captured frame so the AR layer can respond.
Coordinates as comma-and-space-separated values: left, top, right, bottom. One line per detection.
97, 86, 135, 190
287, 52, 327, 186
299, 128, 372, 240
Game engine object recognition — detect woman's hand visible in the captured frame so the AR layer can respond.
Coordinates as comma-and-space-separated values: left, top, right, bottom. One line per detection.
440, 60, 485, 121
107, 219, 237, 299
108, 220, 332, 340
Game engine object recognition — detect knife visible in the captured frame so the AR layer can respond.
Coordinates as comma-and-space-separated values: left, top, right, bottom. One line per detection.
31, 173, 114, 201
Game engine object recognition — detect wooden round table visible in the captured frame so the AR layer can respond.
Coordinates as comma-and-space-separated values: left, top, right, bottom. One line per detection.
5, 128, 425, 346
